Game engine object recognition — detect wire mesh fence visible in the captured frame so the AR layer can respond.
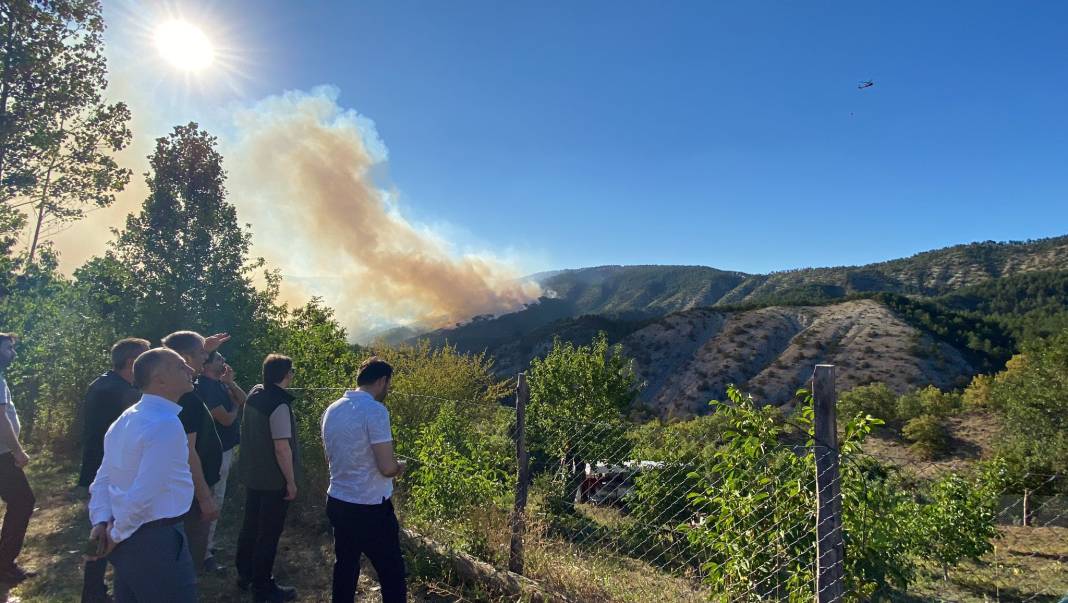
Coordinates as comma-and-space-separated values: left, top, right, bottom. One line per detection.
291, 375, 1068, 602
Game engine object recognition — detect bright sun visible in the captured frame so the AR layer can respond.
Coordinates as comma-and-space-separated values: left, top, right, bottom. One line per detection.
154, 20, 214, 72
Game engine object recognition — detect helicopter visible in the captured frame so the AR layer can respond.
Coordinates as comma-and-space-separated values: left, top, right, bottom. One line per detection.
857, 80, 875, 90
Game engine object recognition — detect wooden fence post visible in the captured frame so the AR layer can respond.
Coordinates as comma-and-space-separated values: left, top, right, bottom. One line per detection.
813, 364, 845, 602
509, 372, 530, 574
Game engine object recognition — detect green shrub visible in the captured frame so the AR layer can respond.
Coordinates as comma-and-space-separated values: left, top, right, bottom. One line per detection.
915, 467, 1003, 580
902, 414, 951, 459
407, 401, 512, 548
838, 382, 897, 422
896, 386, 961, 421
680, 387, 917, 599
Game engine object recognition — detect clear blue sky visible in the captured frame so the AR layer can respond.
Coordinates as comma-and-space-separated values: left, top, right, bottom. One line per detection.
121, 1, 1068, 275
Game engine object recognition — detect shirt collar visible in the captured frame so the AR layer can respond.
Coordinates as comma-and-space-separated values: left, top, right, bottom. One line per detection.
138, 393, 182, 414
343, 389, 375, 402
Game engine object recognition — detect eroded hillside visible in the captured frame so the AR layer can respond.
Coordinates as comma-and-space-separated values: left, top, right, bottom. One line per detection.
625, 299, 975, 418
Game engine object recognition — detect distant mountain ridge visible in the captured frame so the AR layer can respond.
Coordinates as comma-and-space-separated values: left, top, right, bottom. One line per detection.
539, 265, 749, 318
412, 235, 1068, 418
716, 236, 1068, 306
423, 235, 1068, 344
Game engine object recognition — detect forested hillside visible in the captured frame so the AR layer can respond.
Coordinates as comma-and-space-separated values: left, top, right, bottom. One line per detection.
418, 242, 1068, 418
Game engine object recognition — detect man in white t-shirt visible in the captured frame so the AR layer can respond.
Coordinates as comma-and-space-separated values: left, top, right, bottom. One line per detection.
321, 357, 406, 603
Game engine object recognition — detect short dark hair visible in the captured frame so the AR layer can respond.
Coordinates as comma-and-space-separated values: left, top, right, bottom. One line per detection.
356, 356, 393, 386
204, 350, 225, 366
161, 331, 204, 356
111, 338, 151, 371
133, 348, 178, 390
0, 333, 17, 347
262, 354, 292, 385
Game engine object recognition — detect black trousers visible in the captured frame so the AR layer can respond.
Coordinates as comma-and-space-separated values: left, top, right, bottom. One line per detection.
326, 496, 406, 603
234, 488, 288, 592
0, 452, 34, 571
81, 557, 108, 602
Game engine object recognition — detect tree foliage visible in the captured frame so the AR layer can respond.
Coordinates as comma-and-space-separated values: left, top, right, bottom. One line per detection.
407, 400, 512, 545
988, 329, 1068, 480
915, 466, 1003, 580
838, 382, 897, 422
0, 0, 131, 259
527, 332, 639, 503
902, 414, 951, 459
106, 123, 274, 380
527, 332, 639, 461
678, 387, 917, 600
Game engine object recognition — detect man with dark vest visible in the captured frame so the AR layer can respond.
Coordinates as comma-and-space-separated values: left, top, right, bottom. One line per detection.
235, 354, 298, 602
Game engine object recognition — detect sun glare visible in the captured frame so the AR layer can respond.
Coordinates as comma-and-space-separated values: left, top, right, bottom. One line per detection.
154, 20, 214, 72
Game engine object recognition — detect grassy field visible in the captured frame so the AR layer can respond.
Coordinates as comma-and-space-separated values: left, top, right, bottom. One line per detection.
903, 526, 1068, 603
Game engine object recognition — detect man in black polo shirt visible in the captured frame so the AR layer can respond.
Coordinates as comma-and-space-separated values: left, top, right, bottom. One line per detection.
78, 337, 149, 603
162, 330, 229, 576
197, 350, 246, 572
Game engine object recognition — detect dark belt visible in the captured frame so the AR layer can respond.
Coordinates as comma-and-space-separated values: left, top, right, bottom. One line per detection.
139, 515, 183, 531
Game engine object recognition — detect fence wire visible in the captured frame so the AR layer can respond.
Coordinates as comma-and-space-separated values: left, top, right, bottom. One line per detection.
292, 387, 1067, 603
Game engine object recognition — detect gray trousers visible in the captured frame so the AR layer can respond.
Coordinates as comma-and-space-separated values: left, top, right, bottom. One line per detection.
108, 521, 197, 603
206, 448, 234, 555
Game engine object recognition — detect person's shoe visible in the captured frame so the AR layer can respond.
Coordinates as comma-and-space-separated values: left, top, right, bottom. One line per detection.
203, 557, 227, 574
252, 579, 297, 602
0, 564, 37, 584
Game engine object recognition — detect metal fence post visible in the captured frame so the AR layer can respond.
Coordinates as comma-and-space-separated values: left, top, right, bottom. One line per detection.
813, 364, 845, 602
509, 372, 530, 574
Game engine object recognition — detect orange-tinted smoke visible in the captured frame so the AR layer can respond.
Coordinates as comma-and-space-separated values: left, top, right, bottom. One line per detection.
228, 88, 540, 336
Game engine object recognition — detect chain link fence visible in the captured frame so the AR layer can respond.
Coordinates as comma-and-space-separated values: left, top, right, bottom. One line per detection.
292, 370, 1068, 602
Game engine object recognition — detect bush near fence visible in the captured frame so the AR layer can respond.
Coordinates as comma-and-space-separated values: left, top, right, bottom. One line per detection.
280, 359, 1066, 602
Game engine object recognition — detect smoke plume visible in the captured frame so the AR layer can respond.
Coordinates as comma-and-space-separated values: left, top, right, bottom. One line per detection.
227, 87, 541, 338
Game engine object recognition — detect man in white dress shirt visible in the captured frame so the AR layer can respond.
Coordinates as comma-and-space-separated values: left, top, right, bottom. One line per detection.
87, 348, 199, 602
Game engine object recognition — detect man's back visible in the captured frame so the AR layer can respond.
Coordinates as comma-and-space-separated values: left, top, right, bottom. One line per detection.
177, 390, 223, 487
79, 372, 139, 487
321, 390, 394, 505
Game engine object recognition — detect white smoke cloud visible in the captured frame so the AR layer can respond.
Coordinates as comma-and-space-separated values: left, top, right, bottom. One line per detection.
225, 87, 542, 339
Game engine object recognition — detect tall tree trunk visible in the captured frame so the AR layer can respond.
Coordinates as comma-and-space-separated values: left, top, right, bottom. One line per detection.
0, 7, 20, 189
27, 200, 44, 261
27, 141, 58, 263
